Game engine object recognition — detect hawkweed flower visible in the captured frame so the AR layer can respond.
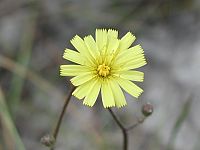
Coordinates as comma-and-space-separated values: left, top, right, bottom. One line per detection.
60, 29, 147, 108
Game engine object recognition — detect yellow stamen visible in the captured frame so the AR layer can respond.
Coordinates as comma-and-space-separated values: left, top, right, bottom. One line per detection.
97, 64, 110, 77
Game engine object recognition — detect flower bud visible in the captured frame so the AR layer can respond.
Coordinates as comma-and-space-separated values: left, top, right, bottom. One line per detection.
142, 103, 153, 117
41, 134, 55, 147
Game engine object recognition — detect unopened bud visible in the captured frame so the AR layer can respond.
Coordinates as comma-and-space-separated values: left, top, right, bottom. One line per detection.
142, 103, 153, 117
41, 134, 55, 147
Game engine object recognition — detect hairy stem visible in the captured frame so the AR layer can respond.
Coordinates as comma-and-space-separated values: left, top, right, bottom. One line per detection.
126, 117, 146, 131
122, 130, 128, 150
108, 108, 128, 150
51, 87, 75, 150
108, 108, 147, 150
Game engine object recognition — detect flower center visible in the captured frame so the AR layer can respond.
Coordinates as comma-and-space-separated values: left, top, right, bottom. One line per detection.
97, 64, 110, 77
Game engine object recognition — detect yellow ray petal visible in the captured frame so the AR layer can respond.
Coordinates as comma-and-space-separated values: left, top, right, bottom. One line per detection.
119, 32, 136, 51
102, 29, 119, 65
84, 35, 100, 59
107, 37, 119, 55
113, 51, 146, 70
72, 79, 95, 99
108, 29, 118, 38
101, 79, 115, 108
109, 79, 127, 108
83, 79, 101, 107
70, 72, 95, 86
115, 70, 144, 82
95, 29, 108, 52
63, 49, 86, 65
115, 45, 144, 61
60, 65, 91, 76
117, 78, 143, 98
105, 38, 119, 65
127, 44, 144, 54
70, 35, 95, 65
107, 29, 119, 54
122, 58, 147, 70
70, 35, 87, 53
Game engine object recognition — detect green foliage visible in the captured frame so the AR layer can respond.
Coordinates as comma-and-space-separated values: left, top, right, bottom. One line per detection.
0, 88, 25, 150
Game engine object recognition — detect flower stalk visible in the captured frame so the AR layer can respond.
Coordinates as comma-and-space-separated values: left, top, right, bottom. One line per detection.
52, 87, 75, 142
108, 103, 153, 150
41, 87, 75, 150
108, 108, 128, 150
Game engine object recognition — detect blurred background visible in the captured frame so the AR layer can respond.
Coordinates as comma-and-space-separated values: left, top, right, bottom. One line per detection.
0, 0, 200, 150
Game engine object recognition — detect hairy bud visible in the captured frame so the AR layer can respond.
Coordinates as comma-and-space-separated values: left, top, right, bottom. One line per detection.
41, 134, 55, 147
142, 103, 153, 117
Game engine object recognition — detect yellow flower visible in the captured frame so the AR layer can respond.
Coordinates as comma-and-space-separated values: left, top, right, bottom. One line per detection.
60, 29, 147, 108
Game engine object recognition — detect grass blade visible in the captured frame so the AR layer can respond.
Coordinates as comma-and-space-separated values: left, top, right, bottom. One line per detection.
0, 87, 25, 150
